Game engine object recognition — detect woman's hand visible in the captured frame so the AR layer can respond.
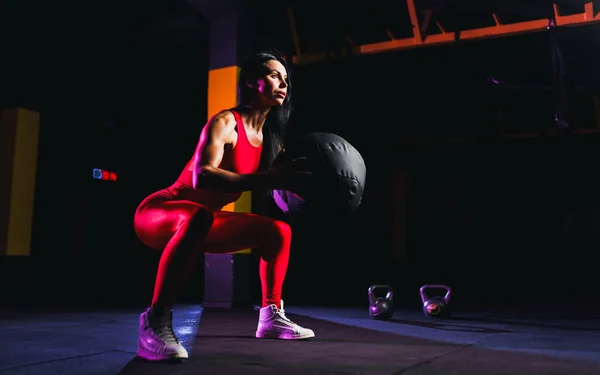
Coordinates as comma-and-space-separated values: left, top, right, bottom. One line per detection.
268, 151, 313, 198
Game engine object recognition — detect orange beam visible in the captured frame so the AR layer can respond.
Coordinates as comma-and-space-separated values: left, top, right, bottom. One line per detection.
406, 0, 422, 43
360, 1, 600, 55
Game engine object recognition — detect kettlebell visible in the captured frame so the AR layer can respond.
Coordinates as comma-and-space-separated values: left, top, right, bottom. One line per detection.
368, 285, 394, 320
419, 284, 452, 318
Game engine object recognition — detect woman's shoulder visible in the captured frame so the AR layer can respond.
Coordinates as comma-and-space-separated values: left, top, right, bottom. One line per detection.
208, 109, 238, 127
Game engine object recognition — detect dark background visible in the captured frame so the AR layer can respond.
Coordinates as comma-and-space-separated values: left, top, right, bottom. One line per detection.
1, 0, 600, 312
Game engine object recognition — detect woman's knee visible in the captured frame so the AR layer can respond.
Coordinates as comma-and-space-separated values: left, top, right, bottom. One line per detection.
257, 219, 292, 260
266, 219, 292, 247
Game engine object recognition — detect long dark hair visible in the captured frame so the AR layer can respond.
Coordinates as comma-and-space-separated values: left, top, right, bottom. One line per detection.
237, 51, 293, 172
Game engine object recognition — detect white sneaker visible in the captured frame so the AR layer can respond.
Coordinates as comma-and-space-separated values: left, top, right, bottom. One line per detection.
137, 307, 189, 361
256, 300, 315, 340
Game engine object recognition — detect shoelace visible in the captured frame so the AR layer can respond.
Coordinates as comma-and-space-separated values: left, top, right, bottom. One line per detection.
275, 307, 295, 324
149, 315, 179, 343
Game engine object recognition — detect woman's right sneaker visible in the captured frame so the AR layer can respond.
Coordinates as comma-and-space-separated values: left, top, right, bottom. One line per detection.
137, 307, 189, 361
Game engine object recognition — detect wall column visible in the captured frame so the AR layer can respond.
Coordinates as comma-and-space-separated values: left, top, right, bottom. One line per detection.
0, 108, 40, 292
203, 11, 257, 308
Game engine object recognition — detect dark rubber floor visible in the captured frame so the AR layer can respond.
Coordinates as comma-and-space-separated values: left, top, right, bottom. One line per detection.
1, 305, 599, 375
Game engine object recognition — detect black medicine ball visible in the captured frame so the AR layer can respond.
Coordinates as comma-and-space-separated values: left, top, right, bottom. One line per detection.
272, 132, 367, 214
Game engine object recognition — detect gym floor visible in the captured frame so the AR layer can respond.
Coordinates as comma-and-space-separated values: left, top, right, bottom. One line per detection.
1, 303, 599, 375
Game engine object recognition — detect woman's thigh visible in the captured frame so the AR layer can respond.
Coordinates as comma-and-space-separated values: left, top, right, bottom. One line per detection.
134, 199, 291, 254
134, 199, 209, 250
201, 211, 291, 254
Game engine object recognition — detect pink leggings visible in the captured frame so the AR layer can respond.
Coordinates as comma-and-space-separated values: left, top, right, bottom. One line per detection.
134, 191, 292, 309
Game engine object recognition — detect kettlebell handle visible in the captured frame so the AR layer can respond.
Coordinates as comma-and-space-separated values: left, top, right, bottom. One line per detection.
368, 285, 393, 305
419, 284, 451, 304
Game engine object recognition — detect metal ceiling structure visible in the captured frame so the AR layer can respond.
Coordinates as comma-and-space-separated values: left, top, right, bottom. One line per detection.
283, 0, 600, 65
177, 0, 600, 66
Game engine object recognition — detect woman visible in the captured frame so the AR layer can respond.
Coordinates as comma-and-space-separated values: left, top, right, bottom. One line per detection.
133, 51, 315, 362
